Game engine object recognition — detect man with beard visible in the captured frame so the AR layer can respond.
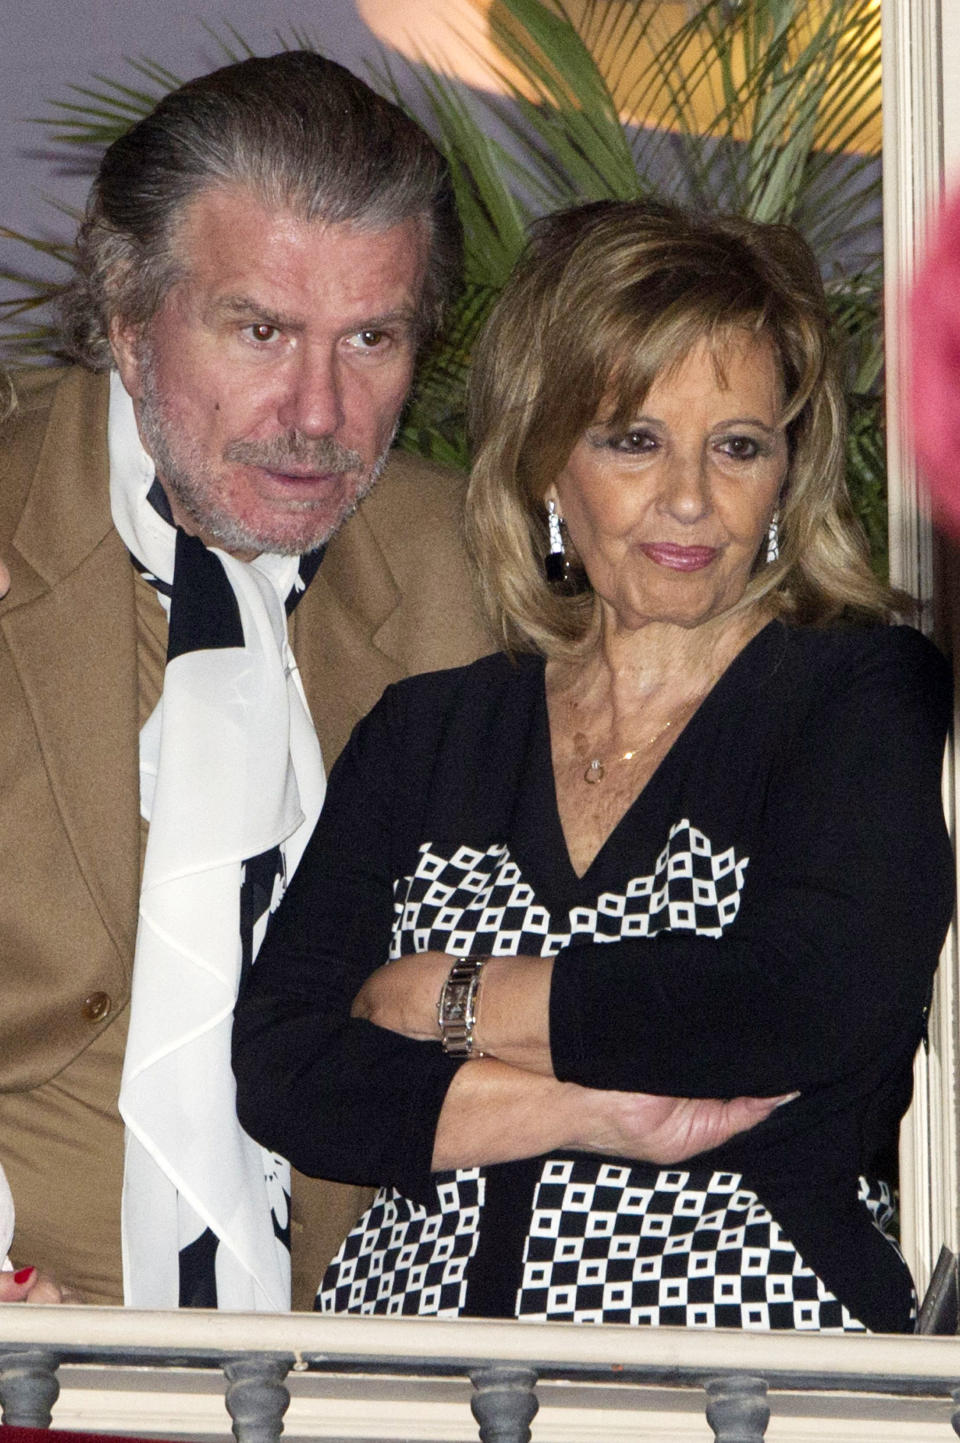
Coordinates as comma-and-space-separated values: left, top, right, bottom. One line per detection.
0, 50, 491, 1310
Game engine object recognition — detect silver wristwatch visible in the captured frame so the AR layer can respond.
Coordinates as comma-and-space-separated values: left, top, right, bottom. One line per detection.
437, 955, 489, 1057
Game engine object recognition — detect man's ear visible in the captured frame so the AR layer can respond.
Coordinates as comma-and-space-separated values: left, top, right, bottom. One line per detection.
108, 316, 144, 400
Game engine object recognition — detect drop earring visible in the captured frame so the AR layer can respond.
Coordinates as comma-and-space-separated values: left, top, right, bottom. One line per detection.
766, 510, 780, 564
545, 498, 566, 583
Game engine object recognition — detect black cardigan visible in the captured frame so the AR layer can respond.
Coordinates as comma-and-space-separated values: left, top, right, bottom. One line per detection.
234, 620, 954, 1331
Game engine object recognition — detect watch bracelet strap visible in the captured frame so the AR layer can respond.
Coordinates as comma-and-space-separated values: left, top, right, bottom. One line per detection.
437, 954, 489, 1057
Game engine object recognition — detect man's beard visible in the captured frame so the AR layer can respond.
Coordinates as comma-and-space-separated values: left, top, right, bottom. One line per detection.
136, 358, 394, 557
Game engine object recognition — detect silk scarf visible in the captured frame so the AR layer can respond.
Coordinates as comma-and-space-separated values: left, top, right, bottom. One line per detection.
109, 372, 326, 1309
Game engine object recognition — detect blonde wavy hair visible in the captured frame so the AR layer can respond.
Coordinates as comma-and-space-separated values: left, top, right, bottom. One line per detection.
465, 199, 892, 657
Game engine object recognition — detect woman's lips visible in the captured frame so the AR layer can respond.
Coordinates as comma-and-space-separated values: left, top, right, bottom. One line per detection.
639, 542, 719, 571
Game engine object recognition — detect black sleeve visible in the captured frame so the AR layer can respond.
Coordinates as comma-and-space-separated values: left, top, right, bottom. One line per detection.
232, 681, 461, 1205
550, 628, 954, 1098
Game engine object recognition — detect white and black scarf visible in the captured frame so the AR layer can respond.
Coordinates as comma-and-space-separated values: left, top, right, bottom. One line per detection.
109, 372, 326, 1310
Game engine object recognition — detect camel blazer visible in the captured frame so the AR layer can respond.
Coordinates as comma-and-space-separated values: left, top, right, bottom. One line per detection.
0, 365, 492, 1304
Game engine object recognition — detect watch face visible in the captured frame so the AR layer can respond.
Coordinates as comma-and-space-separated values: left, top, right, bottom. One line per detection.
446, 982, 471, 1021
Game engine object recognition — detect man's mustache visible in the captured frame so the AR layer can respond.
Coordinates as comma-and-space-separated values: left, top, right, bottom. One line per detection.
224, 432, 365, 473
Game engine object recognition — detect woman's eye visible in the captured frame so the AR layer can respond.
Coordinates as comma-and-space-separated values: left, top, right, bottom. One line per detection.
719, 435, 762, 460
612, 428, 657, 454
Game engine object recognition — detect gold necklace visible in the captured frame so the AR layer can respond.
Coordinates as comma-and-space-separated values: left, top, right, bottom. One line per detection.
581, 676, 719, 785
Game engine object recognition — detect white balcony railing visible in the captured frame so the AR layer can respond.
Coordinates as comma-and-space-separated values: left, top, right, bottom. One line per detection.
3, 1307, 960, 1442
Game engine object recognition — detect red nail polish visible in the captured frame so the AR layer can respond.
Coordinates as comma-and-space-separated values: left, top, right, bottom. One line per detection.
13, 1267, 35, 1284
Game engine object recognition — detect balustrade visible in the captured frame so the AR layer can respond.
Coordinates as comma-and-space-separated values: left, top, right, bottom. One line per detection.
1, 1310, 960, 1441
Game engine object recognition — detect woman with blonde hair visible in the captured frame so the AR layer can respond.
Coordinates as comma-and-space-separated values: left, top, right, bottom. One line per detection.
235, 200, 952, 1333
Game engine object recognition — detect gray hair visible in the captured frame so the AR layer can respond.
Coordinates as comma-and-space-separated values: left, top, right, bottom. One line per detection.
61, 50, 462, 369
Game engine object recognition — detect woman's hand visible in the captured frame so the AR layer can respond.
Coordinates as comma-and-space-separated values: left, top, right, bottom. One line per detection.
574, 1084, 794, 1164
0, 1266, 80, 1304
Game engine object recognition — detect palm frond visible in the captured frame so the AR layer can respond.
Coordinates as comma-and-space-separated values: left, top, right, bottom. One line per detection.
31, 73, 174, 146
481, 0, 643, 201
398, 281, 497, 469
0, 225, 76, 362
376, 54, 530, 289
199, 18, 260, 62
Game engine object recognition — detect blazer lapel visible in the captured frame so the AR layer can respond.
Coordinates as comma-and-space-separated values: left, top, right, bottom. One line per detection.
291, 447, 489, 772
292, 503, 402, 768
3, 371, 140, 969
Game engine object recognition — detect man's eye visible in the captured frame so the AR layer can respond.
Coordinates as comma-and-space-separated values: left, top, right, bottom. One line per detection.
348, 328, 387, 350
245, 323, 280, 343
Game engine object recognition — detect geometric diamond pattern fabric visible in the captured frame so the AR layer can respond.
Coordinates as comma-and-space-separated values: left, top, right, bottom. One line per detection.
516, 1160, 883, 1330
318, 1161, 895, 1327
317, 1170, 484, 1316
390, 819, 750, 960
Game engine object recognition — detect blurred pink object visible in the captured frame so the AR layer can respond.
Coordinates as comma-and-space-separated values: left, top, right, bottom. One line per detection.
910, 187, 960, 534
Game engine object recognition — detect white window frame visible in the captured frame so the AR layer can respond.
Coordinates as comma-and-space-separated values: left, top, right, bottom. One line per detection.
885, 0, 960, 1295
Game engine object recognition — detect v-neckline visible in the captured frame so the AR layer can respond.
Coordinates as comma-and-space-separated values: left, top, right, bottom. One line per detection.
530, 619, 782, 890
